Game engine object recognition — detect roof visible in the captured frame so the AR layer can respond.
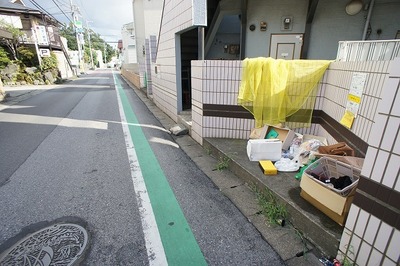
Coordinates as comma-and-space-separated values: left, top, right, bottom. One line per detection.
0, 0, 62, 27
0, 0, 41, 15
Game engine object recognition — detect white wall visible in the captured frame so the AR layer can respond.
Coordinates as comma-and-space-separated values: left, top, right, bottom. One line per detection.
245, 0, 308, 58
132, 0, 163, 88
121, 22, 137, 65
307, 0, 400, 59
152, 0, 206, 121
133, 0, 146, 67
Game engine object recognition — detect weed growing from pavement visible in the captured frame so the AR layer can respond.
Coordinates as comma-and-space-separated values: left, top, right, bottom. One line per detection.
251, 184, 287, 225
215, 155, 231, 171
341, 244, 355, 266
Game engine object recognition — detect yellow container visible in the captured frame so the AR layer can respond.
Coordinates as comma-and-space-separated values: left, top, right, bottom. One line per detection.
259, 160, 277, 175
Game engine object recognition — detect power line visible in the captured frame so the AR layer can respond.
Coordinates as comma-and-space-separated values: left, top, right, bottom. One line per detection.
28, 0, 59, 23
51, 0, 74, 24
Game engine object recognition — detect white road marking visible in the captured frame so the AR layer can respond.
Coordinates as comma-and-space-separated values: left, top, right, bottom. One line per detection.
113, 74, 168, 265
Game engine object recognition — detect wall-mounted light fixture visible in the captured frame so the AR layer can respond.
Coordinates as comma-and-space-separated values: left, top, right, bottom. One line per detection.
281, 16, 293, 31
345, 0, 363, 15
260, 22, 267, 31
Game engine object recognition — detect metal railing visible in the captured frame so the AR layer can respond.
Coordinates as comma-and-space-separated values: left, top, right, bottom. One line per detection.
336, 40, 400, 61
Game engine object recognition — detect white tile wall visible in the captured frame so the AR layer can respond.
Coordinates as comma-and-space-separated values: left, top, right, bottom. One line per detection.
339, 58, 400, 266
364, 214, 380, 245
375, 222, 392, 253
354, 209, 369, 237
386, 229, 400, 261
368, 249, 383, 266
152, 0, 204, 123
189, 57, 399, 266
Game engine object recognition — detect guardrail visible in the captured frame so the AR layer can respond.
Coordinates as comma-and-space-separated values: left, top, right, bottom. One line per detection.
336, 40, 400, 62
337, 40, 400, 61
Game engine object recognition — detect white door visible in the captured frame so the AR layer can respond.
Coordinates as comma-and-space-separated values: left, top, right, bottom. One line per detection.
270, 34, 303, 59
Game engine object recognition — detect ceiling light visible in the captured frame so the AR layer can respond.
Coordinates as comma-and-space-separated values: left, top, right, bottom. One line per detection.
346, 0, 364, 15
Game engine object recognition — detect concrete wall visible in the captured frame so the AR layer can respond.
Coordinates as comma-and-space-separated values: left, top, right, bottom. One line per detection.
206, 15, 241, 60
132, 0, 163, 92
54, 51, 74, 79
121, 67, 141, 89
307, 0, 400, 59
245, 0, 308, 58
206, 0, 400, 59
133, 0, 145, 67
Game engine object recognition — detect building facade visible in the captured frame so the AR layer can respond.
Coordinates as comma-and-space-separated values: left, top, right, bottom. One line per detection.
122, 1, 400, 264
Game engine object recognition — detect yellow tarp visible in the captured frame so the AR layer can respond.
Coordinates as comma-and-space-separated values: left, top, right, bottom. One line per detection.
238, 57, 331, 128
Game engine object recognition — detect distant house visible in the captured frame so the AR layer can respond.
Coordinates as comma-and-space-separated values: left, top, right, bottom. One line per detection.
0, 0, 74, 78
124, 0, 163, 93
121, 22, 137, 66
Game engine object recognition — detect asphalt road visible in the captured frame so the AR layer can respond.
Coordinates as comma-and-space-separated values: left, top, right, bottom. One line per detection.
0, 69, 285, 265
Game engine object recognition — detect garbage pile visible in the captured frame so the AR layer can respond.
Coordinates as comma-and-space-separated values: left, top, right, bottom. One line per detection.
246, 124, 364, 226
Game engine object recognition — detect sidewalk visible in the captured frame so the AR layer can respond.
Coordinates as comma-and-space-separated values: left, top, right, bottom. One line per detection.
121, 77, 328, 265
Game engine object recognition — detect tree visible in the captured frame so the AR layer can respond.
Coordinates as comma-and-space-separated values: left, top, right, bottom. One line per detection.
60, 23, 78, 51
60, 25, 116, 64
0, 20, 24, 60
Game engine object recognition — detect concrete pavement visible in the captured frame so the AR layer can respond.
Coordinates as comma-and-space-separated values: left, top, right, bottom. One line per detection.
0, 79, 325, 265
0, 85, 58, 111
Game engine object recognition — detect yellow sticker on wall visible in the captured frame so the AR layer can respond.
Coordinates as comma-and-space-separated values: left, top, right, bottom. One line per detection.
340, 111, 355, 129
348, 94, 361, 104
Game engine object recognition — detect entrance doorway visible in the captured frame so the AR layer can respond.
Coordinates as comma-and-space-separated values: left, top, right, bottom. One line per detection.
180, 28, 198, 110
270, 34, 304, 59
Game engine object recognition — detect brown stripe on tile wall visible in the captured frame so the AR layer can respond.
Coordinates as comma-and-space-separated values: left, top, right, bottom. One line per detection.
203, 104, 253, 119
312, 110, 368, 157
354, 176, 400, 230
203, 104, 368, 156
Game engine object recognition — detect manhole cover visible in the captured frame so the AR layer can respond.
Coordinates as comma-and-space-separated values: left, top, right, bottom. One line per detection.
0, 223, 89, 266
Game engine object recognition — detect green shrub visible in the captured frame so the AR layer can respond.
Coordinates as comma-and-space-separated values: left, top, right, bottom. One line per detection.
17, 46, 38, 67
41, 52, 58, 72
16, 73, 24, 81
0, 47, 10, 68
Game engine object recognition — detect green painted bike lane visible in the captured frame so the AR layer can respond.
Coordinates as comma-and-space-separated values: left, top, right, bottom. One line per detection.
113, 73, 207, 265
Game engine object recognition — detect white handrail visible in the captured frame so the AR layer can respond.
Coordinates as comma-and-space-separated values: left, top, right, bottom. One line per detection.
337, 40, 400, 61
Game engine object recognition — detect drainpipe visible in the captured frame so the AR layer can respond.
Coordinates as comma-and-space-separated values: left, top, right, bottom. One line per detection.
362, 0, 375, 40
198, 27, 205, 60
240, 0, 247, 59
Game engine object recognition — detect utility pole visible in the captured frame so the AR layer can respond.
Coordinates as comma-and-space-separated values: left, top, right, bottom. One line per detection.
31, 27, 42, 66
70, 0, 83, 74
86, 20, 94, 69
103, 40, 107, 65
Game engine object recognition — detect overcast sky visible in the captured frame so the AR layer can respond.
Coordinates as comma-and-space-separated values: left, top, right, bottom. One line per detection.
24, 0, 134, 43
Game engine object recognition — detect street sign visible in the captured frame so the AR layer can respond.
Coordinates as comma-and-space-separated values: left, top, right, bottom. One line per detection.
35, 26, 49, 45
75, 21, 83, 33
40, 49, 50, 57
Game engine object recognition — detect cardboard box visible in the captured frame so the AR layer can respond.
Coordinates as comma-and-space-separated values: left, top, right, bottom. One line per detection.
246, 139, 282, 161
257, 125, 295, 150
299, 157, 360, 226
300, 190, 354, 226
259, 160, 277, 175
